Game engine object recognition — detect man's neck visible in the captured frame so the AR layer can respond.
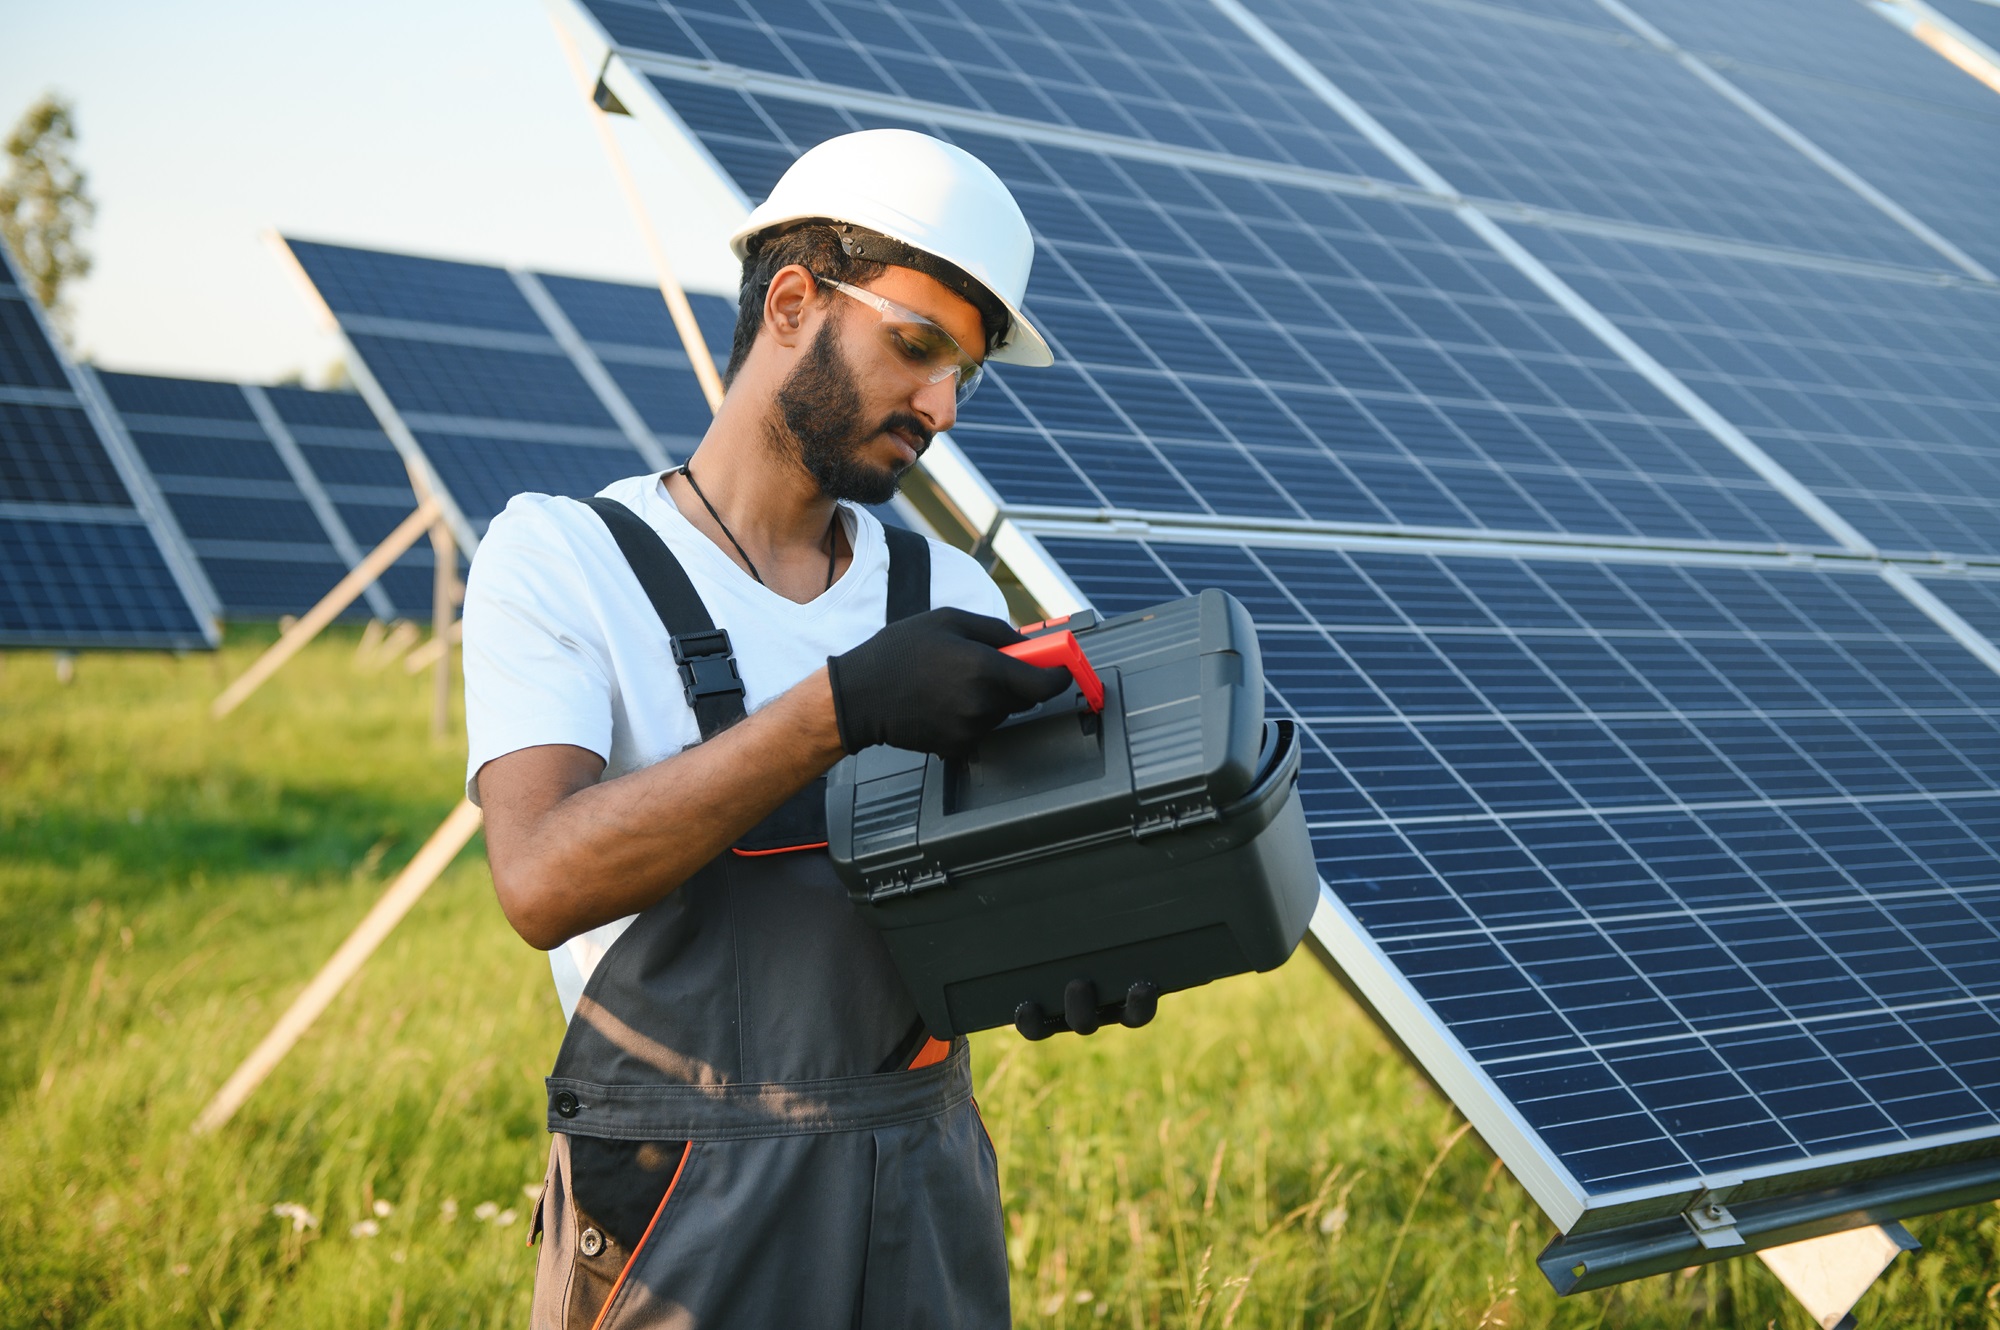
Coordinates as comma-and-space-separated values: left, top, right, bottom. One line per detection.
666, 393, 845, 601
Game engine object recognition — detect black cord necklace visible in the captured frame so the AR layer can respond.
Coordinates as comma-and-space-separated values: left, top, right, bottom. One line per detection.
677, 462, 837, 592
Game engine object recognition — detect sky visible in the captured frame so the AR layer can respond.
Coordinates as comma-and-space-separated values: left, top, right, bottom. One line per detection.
0, 0, 749, 386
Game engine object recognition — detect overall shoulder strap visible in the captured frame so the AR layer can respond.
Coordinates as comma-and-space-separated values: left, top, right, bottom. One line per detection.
582, 496, 747, 740
881, 524, 931, 624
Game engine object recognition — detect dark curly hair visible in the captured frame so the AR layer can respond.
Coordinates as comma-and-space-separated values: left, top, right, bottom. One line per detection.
724, 222, 1009, 387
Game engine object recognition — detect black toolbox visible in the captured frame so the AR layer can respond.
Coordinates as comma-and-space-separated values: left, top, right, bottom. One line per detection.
825, 589, 1319, 1039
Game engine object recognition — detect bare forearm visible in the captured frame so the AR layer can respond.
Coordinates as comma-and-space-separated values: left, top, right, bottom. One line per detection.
484, 669, 846, 948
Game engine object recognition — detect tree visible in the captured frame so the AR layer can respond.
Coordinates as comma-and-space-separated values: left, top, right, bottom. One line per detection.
1, 93, 95, 327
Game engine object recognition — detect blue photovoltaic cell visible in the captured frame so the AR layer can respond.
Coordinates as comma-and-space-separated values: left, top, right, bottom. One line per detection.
97, 372, 431, 621
1235, 0, 1948, 270
263, 385, 435, 614
1042, 533, 2000, 1194
1511, 225, 2000, 558
287, 241, 681, 535
286, 240, 547, 335
0, 519, 210, 642
538, 275, 734, 447
0, 251, 209, 647
661, 83, 1832, 547
1717, 68, 2000, 279
587, 0, 1405, 180
1623, 0, 2000, 118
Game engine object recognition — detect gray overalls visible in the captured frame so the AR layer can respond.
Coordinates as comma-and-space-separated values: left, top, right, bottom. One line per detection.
527, 497, 1010, 1330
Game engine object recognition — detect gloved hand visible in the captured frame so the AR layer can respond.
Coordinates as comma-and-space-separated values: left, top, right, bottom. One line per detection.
828, 608, 1074, 759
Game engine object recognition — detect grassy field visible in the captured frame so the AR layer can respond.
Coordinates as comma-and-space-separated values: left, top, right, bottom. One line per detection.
2, 632, 1996, 1328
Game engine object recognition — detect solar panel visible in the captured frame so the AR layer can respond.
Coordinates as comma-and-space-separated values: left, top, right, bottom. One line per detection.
281, 239, 734, 549
1510, 227, 2000, 559
1235, 0, 1950, 269
95, 371, 433, 621
579, 0, 1405, 179
656, 83, 1835, 549
0, 239, 216, 648
1035, 527, 2000, 1281
1621, 0, 1999, 115
570, 0, 2000, 1290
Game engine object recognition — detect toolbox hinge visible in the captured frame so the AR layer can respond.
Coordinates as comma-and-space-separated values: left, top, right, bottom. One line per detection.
1131, 803, 1220, 840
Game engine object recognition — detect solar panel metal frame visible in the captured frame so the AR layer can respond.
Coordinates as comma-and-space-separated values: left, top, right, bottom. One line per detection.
558, 0, 2000, 1289
0, 235, 220, 648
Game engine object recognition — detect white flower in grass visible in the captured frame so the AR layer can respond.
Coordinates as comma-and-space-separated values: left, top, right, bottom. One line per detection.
440, 1198, 459, 1222
350, 1219, 380, 1238
270, 1203, 319, 1232
496, 1209, 519, 1227
523, 1184, 544, 1202
372, 1200, 393, 1218
474, 1202, 500, 1222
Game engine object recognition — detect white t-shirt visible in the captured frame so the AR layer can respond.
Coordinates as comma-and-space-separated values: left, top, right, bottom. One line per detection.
461, 473, 1009, 1021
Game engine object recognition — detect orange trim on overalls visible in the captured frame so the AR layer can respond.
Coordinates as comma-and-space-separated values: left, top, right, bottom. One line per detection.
908, 1037, 953, 1070
589, 1142, 695, 1330
730, 841, 830, 857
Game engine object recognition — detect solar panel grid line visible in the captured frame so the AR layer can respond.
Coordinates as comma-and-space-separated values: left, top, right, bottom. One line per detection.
629, 74, 1862, 551
1587, 0, 1999, 283
606, 38, 1995, 297
327, 313, 566, 356
241, 383, 399, 621
1104, 544, 1880, 1184
0, 384, 80, 410
1201, 0, 1896, 558
510, 268, 677, 471
272, 238, 482, 553
0, 498, 153, 526
1307, 884, 1593, 1223
315, 324, 477, 552
1882, 566, 2000, 681
1458, 214, 1880, 555
1509, 225, 2000, 564
580, 0, 1409, 180
1156, 545, 2000, 998
1040, 528, 2000, 1224
68, 365, 222, 630
2, 233, 218, 646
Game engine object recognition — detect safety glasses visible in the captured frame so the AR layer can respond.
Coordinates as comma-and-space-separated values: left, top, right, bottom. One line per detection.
814, 274, 985, 407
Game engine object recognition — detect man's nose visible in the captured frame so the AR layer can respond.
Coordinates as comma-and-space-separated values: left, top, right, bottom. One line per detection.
912, 374, 957, 434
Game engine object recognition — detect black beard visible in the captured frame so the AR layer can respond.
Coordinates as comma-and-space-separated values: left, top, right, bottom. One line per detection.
772, 317, 931, 506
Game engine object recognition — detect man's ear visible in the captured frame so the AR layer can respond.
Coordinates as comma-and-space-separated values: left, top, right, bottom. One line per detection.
763, 265, 819, 351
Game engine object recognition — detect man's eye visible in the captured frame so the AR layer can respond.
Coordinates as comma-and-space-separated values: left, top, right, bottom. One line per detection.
887, 327, 937, 363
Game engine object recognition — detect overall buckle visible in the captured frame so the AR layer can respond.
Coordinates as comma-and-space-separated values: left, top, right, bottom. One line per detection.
671, 629, 744, 706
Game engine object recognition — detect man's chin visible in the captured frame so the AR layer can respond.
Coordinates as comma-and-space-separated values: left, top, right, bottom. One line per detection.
810, 456, 904, 506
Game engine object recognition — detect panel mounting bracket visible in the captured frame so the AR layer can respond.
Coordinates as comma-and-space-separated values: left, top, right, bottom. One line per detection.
1682, 1195, 1745, 1249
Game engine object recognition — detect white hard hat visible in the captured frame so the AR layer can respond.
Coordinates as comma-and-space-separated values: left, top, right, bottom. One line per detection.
729, 129, 1054, 369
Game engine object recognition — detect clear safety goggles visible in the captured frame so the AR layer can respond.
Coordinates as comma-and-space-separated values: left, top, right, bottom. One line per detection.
814, 274, 986, 407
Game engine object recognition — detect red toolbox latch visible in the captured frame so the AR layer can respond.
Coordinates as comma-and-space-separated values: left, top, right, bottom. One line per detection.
1000, 630, 1105, 712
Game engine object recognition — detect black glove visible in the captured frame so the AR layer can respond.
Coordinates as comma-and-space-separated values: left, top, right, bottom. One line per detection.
828, 608, 1074, 759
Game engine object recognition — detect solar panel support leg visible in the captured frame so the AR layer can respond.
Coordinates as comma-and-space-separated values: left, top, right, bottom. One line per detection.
428, 520, 459, 738
210, 496, 442, 719
189, 798, 483, 1134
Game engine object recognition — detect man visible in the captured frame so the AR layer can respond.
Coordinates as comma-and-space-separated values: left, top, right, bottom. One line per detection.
462, 129, 1067, 1328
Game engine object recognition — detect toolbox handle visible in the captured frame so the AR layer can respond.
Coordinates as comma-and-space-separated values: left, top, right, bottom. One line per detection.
1000, 630, 1105, 712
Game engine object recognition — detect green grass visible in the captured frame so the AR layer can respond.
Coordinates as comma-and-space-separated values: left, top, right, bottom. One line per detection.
2, 635, 1996, 1328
